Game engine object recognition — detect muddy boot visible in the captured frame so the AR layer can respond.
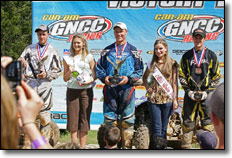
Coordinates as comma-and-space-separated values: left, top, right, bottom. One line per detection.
149, 136, 167, 149
121, 125, 134, 149
181, 131, 193, 149
40, 123, 52, 147
22, 134, 32, 149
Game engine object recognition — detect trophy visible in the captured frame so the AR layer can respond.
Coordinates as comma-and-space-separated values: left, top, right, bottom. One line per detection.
106, 56, 128, 85
34, 55, 48, 75
190, 76, 207, 100
25, 54, 48, 79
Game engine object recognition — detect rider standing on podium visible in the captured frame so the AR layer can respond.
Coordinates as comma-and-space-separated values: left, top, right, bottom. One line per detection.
179, 28, 221, 149
96, 22, 144, 149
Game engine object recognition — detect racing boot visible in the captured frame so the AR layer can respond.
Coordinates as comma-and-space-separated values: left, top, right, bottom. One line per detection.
150, 136, 167, 149
181, 131, 193, 149
121, 124, 134, 149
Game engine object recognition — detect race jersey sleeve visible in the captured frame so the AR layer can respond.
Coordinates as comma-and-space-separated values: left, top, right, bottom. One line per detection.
127, 48, 144, 84
96, 49, 108, 84
45, 48, 62, 81
207, 50, 221, 93
179, 54, 190, 92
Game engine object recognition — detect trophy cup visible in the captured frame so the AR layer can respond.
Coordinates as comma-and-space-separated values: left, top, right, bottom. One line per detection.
106, 56, 128, 85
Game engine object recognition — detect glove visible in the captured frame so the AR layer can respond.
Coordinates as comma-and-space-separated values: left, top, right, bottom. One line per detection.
199, 91, 207, 100
188, 90, 207, 101
188, 90, 195, 100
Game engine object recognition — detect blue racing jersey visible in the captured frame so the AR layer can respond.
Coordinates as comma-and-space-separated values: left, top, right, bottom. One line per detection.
96, 42, 144, 89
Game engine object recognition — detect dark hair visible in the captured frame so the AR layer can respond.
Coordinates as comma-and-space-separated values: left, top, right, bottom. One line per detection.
104, 126, 121, 146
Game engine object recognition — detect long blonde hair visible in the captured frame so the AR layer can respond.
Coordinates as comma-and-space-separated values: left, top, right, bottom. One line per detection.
1, 74, 18, 149
69, 34, 89, 61
150, 39, 173, 77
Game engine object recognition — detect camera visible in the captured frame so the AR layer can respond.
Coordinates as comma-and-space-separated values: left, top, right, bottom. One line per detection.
4, 61, 22, 91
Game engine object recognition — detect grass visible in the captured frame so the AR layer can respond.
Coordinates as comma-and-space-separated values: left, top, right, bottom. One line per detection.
59, 129, 200, 149
59, 130, 98, 144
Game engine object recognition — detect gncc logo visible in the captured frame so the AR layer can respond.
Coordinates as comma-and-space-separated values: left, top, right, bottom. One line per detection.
48, 15, 112, 41
158, 15, 224, 42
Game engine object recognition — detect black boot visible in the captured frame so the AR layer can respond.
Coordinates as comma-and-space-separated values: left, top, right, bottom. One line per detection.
149, 135, 167, 149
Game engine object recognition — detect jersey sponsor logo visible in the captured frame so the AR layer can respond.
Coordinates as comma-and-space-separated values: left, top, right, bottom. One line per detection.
157, 15, 224, 42
48, 15, 112, 41
190, 59, 209, 66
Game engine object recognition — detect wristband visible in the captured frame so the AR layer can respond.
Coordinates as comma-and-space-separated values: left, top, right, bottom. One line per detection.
31, 136, 47, 149
22, 121, 35, 127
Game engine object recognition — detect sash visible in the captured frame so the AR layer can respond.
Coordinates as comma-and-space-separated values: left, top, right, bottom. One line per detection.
152, 66, 174, 99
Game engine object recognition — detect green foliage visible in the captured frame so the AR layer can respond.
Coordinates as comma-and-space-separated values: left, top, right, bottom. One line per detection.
1, 1, 32, 59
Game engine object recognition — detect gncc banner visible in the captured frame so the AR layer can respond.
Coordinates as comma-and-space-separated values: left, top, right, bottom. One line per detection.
32, 1, 224, 129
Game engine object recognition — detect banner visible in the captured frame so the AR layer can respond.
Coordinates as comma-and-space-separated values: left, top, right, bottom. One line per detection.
32, 1, 224, 129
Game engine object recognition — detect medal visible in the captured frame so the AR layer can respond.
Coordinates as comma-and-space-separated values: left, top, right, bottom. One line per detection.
193, 47, 206, 75
37, 43, 49, 61
195, 67, 202, 74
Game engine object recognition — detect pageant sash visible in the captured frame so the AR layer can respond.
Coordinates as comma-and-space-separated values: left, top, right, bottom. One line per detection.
152, 66, 174, 99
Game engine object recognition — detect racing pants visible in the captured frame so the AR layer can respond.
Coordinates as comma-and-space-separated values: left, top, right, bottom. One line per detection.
181, 93, 213, 148
27, 79, 53, 145
103, 85, 135, 149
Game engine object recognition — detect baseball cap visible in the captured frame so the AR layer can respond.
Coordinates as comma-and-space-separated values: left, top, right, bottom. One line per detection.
196, 129, 218, 149
35, 24, 49, 33
113, 22, 127, 30
192, 28, 206, 38
205, 82, 224, 122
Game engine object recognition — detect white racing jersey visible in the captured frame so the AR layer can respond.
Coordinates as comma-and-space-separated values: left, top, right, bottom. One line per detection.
20, 43, 62, 116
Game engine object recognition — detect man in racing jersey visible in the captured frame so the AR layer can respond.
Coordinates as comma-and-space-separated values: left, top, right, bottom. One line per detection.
96, 22, 144, 149
18, 24, 62, 148
179, 28, 221, 149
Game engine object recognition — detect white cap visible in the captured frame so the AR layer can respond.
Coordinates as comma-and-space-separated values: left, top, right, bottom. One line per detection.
113, 22, 127, 30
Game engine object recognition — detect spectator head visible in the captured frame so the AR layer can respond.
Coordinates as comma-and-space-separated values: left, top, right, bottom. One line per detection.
206, 82, 224, 123
104, 126, 121, 146
196, 129, 218, 149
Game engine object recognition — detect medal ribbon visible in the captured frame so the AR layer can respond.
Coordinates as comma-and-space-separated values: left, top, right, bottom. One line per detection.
37, 43, 49, 61
115, 42, 127, 59
193, 47, 206, 68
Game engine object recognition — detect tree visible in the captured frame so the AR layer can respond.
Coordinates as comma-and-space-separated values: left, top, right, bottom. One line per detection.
1, 1, 32, 59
